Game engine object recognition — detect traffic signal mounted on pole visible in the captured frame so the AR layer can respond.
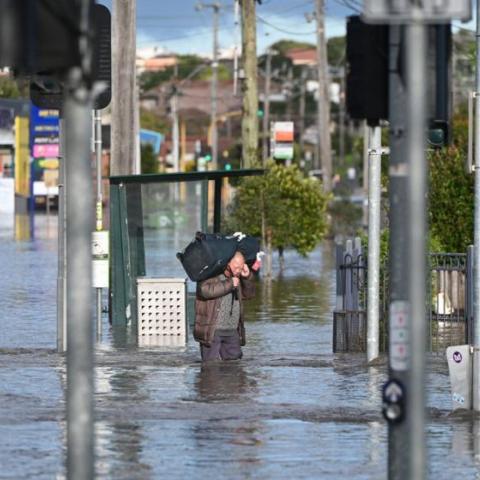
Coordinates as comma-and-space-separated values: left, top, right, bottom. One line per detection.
0, 0, 91, 74
30, 4, 112, 110
346, 17, 452, 147
346, 15, 389, 126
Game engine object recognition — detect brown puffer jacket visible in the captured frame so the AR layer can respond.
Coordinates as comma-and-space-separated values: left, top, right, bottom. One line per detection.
194, 273, 256, 346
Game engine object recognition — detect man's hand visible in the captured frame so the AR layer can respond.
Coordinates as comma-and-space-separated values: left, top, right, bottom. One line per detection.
240, 263, 250, 278
251, 251, 264, 272
232, 277, 240, 288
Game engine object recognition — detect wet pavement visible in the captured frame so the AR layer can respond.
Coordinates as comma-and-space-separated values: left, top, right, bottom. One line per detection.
1, 212, 480, 479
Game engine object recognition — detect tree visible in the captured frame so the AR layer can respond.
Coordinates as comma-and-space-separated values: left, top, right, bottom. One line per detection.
0, 75, 23, 98
226, 163, 330, 276
140, 108, 168, 133
327, 36, 346, 66
138, 55, 232, 93
429, 122, 473, 252
141, 144, 158, 174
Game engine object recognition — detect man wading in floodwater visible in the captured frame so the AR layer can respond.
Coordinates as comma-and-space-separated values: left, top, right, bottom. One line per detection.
194, 251, 260, 361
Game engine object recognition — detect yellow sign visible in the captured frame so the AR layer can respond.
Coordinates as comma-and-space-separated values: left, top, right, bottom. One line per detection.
38, 158, 59, 170
14, 117, 30, 198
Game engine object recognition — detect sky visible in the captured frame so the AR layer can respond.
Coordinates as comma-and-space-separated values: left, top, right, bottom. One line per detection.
99, 0, 356, 56
98, 0, 477, 57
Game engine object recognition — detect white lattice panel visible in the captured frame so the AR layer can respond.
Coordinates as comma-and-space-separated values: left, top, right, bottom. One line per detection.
137, 278, 187, 347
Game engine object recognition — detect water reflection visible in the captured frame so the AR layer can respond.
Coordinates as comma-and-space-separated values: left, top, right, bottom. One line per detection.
14, 212, 34, 241
246, 275, 333, 323
194, 362, 256, 403
95, 366, 150, 479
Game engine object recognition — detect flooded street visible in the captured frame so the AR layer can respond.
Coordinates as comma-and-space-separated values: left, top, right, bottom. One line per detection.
1, 212, 480, 479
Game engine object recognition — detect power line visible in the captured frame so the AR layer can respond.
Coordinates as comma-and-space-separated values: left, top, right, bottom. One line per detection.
257, 15, 316, 36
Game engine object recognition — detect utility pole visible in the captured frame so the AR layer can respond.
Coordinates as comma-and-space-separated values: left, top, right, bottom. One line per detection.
313, 0, 332, 192
473, 0, 480, 412
299, 67, 307, 163
196, 2, 221, 169
111, 0, 138, 175
262, 48, 272, 166
339, 71, 346, 167
240, 0, 259, 168
170, 89, 180, 172
170, 65, 180, 172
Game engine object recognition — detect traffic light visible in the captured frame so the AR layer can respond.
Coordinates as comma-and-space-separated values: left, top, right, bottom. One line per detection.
30, 4, 112, 110
0, 0, 91, 73
346, 15, 389, 126
201, 145, 212, 162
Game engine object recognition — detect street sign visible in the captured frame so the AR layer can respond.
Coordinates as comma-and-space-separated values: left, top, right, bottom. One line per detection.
30, 105, 59, 159
271, 121, 294, 161
363, 0, 471, 23
140, 129, 163, 155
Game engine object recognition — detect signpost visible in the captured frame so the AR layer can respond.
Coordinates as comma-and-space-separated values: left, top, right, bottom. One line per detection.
271, 121, 294, 162
362, 1, 472, 479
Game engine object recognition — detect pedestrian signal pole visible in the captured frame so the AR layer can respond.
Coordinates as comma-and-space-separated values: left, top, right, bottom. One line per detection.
473, 0, 480, 412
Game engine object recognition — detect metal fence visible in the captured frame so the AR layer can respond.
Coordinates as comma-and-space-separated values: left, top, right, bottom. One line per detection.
333, 238, 367, 352
333, 240, 473, 354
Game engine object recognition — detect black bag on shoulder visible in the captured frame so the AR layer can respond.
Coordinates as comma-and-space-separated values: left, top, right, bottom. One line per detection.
177, 232, 261, 282
176, 232, 238, 282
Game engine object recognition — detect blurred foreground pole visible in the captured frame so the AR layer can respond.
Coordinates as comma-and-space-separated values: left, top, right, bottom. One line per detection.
473, 0, 480, 412
367, 125, 381, 362
66, 73, 94, 479
66, 0, 94, 477
387, 25, 409, 480
111, 0, 138, 175
406, 21, 427, 480
240, 0, 259, 168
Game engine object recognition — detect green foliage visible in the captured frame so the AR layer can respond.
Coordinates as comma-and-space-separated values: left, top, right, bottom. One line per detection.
140, 108, 168, 133
327, 36, 346, 66
269, 40, 315, 56
0, 76, 22, 98
196, 64, 231, 82
227, 163, 330, 256
141, 144, 158, 174
429, 144, 473, 252
328, 199, 363, 237
138, 55, 231, 92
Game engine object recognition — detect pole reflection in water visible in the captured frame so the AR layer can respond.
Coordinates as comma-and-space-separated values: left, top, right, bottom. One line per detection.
95, 366, 151, 478
193, 362, 262, 474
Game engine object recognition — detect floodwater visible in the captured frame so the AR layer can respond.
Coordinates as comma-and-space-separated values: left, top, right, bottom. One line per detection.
1, 211, 480, 479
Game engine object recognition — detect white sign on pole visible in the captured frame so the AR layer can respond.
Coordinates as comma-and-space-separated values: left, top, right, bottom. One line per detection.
389, 300, 409, 371
363, 0, 471, 23
271, 121, 294, 161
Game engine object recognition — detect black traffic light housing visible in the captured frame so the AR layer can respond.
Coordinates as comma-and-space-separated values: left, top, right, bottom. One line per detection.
30, 4, 112, 110
346, 16, 389, 126
0, 0, 88, 74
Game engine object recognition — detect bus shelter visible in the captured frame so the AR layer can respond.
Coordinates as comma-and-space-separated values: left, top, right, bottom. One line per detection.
109, 169, 263, 329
